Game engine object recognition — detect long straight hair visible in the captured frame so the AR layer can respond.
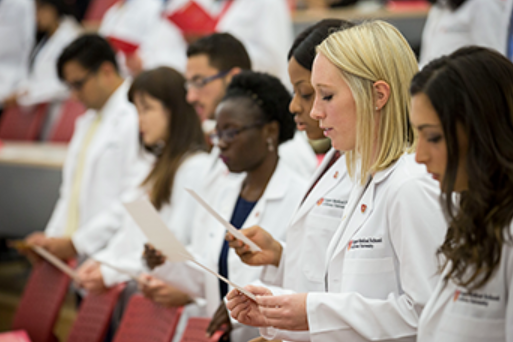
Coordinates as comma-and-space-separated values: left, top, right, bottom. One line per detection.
317, 21, 418, 184
410, 46, 513, 289
128, 67, 207, 210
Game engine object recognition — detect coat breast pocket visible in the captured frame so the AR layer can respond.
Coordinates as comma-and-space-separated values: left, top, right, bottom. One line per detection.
302, 213, 342, 283
339, 257, 397, 299
437, 313, 505, 342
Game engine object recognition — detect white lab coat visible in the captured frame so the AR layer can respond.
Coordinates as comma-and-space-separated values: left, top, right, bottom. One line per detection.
279, 131, 318, 180
259, 149, 353, 341
270, 154, 447, 342
417, 223, 513, 342
16, 16, 81, 106
139, 0, 293, 84
419, 0, 511, 68
98, 0, 163, 76
92, 151, 212, 286
0, 0, 34, 102
45, 81, 151, 256
152, 160, 308, 342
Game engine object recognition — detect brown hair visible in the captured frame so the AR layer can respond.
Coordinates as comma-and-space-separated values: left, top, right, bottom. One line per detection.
128, 67, 207, 209
410, 46, 513, 289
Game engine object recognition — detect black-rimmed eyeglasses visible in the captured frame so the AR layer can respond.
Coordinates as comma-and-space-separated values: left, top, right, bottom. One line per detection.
210, 122, 265, 145
185, 70, 229, 90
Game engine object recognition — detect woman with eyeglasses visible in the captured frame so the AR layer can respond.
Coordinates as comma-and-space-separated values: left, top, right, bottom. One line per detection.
138, 70, 307, 342
226, 21, 447, 342
410, 47, 513, 342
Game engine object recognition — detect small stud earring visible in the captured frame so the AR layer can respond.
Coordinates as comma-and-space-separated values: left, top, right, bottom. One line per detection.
375, 106, 379, 110
267, 138, 274, 152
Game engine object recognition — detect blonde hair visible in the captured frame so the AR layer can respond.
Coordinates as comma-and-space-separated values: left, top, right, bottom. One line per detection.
317, 20, 418, 184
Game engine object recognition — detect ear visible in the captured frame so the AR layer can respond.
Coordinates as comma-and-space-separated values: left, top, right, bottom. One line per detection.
373, 80, 391, 111
263, 120, 280, 144
98, 61, 117, 78
225, 67, 242, 84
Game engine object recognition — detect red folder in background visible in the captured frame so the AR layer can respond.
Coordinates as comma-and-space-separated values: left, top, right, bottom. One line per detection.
107, 36, 139, 55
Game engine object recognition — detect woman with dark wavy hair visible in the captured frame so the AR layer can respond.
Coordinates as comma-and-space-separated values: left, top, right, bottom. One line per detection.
410, 46, 513, 342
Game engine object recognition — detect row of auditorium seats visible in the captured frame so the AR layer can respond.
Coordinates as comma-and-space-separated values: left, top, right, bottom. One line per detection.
5, 260, 226, 342
0, 100, 86, 143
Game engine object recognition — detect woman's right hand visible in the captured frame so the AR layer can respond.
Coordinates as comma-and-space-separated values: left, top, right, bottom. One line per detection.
225, 285, 273, 327
226, 226, 283, 267
142, 243, 166, 270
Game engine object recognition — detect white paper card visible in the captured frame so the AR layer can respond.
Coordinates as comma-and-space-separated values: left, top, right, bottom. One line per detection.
123, 199, 256, 300
32, 246, 79, 281
185, 188, 262, 252
124, 200, 193, 262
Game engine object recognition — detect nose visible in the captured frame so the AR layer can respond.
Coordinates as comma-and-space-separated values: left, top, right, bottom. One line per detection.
310, 95, 325, 121
186, 88, 199, 104
415, 138, 429, 165
289, 94, 301, 116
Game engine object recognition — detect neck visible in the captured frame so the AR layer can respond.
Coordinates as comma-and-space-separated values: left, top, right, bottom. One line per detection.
98, 77, 124, 110
240, 153, 279, 202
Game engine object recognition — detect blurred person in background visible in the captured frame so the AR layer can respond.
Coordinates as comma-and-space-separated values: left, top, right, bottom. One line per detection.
420, 0, 512, 68
2, 0, 81, 108
0, 0, 35, 114
98, 0, 163, 76
18, 35, 150, 268
127, 0, 293, 86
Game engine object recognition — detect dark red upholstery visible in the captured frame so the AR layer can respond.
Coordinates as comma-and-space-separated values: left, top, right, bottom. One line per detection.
48, 99, 86, 143
66, 283, 126, 342
0, 104, 48, 141
112, 295, 183, 342
180, 317, 226, 342
11, 260, 73, 342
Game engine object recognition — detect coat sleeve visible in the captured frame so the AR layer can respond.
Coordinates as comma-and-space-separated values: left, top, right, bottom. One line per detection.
305, 176, 446, 342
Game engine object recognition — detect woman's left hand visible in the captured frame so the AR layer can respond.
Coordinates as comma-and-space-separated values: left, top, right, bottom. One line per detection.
138, 274, 192, 307
256, 293, 309, 331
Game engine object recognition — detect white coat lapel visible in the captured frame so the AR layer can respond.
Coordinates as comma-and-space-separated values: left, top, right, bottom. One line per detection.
291, 149, 337, 225
324, 179, 368, 270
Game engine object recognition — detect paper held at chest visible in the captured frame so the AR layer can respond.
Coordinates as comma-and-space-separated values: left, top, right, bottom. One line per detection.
123, 199, 257, 301
185, 188, 262, 252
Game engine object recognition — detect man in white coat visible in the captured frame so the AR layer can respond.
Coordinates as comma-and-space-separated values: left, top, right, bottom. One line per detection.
185, 33, 318, 179
0, 0, 34, 107
23, 34, 150, 263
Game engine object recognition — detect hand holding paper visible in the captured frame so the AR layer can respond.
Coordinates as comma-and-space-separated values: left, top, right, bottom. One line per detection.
123, 199, 256, 301
185, 188, 262, 252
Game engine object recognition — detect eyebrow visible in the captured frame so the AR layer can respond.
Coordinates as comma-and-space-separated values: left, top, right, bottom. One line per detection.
416, 124, 442, 131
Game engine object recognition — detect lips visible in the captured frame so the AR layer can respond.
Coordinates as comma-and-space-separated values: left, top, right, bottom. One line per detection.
322, 127, 333, 137
219, 154, 229, 164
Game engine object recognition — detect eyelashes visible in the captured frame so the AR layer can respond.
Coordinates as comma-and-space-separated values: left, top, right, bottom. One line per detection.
322, 95, 333, 101
428, 135, 443, 143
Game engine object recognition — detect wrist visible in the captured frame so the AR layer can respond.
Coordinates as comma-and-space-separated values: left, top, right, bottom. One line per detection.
272, 241, 283, 268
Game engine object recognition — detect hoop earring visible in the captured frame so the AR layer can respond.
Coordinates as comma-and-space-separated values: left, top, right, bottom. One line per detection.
267, 138, 274, 152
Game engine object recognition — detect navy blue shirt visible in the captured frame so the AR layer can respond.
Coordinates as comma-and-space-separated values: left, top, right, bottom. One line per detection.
218, 196, 257, 299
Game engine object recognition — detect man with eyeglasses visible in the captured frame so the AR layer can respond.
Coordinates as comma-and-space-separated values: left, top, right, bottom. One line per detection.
20, 34, 151, 269
185, 33, 318, 179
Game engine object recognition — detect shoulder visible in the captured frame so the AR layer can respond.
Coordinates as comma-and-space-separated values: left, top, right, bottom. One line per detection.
385, 154, 441, 205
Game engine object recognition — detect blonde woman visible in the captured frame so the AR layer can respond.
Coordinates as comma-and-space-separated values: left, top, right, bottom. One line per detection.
226, 21, 447, 342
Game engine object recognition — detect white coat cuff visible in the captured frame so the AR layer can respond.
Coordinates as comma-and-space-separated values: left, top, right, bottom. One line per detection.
260, 242, 286, 285
100, 264, 130, 288
307, 292, 351, 337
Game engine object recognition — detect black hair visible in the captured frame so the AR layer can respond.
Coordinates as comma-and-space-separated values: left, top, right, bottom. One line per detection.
410, 46, 513, 290
57, 34, 119, 80
187, 33, 251, 72
288, 19, 355, 71
223, 71, 296, 144
37, 0, 75, 18
428, 0, 467, 10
